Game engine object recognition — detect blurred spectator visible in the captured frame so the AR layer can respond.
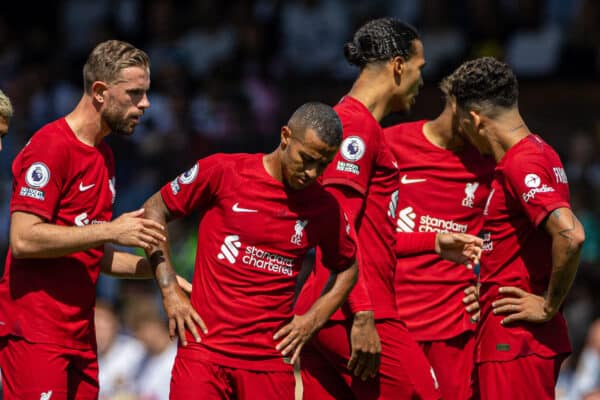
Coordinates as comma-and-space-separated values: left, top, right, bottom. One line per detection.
96, 300, 146, 400
123, 293, 177, 400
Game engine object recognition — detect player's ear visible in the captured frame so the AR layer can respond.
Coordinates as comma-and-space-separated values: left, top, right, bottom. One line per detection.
91, 81, 108, 104
280, 126, 292, 150
469, 111, 482, 134
391, 56, 405, 78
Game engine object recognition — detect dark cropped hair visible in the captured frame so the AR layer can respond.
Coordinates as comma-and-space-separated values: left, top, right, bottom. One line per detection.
442, 57, 519, 114
344, 18, 420, 68
288, 102, 343, 147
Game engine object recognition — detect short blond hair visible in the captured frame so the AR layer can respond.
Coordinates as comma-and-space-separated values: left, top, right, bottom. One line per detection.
0, 90, 13, 120
82, 40, 150, 93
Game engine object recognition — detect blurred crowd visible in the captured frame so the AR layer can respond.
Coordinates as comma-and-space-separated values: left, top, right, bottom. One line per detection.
0, 0, 599, 399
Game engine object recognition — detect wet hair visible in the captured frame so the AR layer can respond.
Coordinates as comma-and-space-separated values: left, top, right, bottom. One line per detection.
344, 18, 420, 68
0, 90, 13, 120
442, 57, 519, 115
83, 40, 150, 93
288, 102, 343, 147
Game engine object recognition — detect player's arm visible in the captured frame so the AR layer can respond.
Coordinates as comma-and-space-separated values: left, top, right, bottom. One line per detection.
494, 207, 585, 324
142, 191, 207, 345
10, 209, 166, 259
274, 259, 358, 364
99, 244, 192, 293
396, 231, 482, 269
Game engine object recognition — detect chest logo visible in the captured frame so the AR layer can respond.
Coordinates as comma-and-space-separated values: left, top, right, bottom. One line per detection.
400, 175, 426, 184
461, 182, 479, 208
79, 182, 95, 192
291, 219, 308, 246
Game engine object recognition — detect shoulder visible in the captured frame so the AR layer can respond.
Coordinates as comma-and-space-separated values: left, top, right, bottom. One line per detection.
383, 120, 426, 147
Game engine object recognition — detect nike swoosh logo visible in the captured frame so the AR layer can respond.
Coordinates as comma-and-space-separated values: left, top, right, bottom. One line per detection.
232, 202, 258, 213
400, 175, 426, 184
392, 161, 399, 168
79, 182, 95, 191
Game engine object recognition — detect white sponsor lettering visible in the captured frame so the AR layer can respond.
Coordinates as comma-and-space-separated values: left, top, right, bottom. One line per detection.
396, 206, 416, 232
170, 179, 180, 194
336, 161, 360, 175
40, 390, 53, 400
19, 186, 45, 200
217, 235, 295, 276
419, 215, 468, 233
388, 190, 399, 219
74, 212, 108, 226
553, 167, 568, 184
522, 185, 555, 203
481, 232, 493, 252
483, 189, 495, 216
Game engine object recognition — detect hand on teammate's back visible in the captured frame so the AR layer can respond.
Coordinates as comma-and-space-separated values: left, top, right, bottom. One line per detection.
109, 208, 166, 250
435, 233, 483, 269
492, 286, 554, 325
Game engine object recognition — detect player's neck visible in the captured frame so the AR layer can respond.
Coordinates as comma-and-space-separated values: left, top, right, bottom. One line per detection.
424, 106, 464, 151
65, 95, 111, 147
263, 151, 283, 184
487, 111, 530, 161
347, 74, 392, 122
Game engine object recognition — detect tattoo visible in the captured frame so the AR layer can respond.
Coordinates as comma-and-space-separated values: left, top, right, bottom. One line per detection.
509, 124, 524, 133
551, 209, 561, 219
558, 215, 577, 252
149, 250, 176, 288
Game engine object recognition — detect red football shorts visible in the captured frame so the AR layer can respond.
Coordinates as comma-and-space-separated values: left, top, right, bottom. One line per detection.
170, 351, 295, 400
301, 318, 441, 400
419, 332, 476, 400
477, 353, 566, 400
0, 335, 99, 400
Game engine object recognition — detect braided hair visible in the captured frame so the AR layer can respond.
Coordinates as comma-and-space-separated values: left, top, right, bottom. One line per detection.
344, 18, 420, 68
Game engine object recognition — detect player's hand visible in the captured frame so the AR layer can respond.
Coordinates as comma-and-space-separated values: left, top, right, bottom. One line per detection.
348, 310, 381, 381
160, 284, 207, 346
463, 285, 480, 323
273, 314, 318, 365
435, 233, 482, 269
492, 286, 554, 325
176, 275, 192, 295
109, 208, 166, 250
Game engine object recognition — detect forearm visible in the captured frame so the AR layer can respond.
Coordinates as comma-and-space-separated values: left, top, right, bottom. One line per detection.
100, 245, 152, 278
543, 208, 585, 314
142, 193, 178, 291
302, 262, 358, 329
10, 212, 112, 259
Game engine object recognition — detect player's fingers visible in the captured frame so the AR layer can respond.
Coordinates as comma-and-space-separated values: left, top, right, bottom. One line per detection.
466, 301, 480, 312
290, 341, 305, 365
140, 218, 166, 234
275, 329, 295, 351
464, 286, 477, 295
371, 353, 381, 377
185, 315, 201, 343
499, 286, 526, 297
493, 304, 521, 315
281, 335, 301, 356
168, 318, 176, 341
462, 294, 477, 304
140, 225, 167, 242
123, 208, 145, 218
191, 311, 208, 334
470, 310, 480, 323
177, 317, 188, 346
273, 323, 292, 341
137, 233, 160, 248
176, 275, 193, 294
347, 351, 358, 370
502, 311, 527, 325
353, 352, 368, 378
492, 298, 520, 307
362, 353, 379, 381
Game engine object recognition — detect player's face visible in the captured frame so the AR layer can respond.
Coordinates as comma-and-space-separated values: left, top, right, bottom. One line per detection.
281, 127, 338, 190
0, 116, 8, 152
102, 66, 150, 136
392, 40, 426, 113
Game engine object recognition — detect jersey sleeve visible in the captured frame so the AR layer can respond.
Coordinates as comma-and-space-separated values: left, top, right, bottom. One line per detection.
504, 153, 570, 227
10, 137, 67, 221
321, 125, 378, 196
160, 155, 226, 217
316, 197, 357, 272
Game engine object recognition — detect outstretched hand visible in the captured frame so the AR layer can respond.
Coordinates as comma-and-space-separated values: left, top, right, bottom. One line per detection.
273, 314, 319, 365
435, 233, 482, 269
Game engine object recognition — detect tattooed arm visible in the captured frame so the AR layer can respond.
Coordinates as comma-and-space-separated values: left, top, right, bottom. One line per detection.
142, 192, 207, 345
541, 207, 585, 315
493, 207, 585, 324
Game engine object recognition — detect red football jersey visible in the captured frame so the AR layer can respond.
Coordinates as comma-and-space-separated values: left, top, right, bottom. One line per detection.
0, 118, 116, 349
384, 120, 495, 340
476, 135, 572, 362
160, 153, 356, 371
302, 96, 400, 320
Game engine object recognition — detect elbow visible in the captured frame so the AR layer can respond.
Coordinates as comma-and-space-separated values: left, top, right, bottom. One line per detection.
10, 237, 31, 259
